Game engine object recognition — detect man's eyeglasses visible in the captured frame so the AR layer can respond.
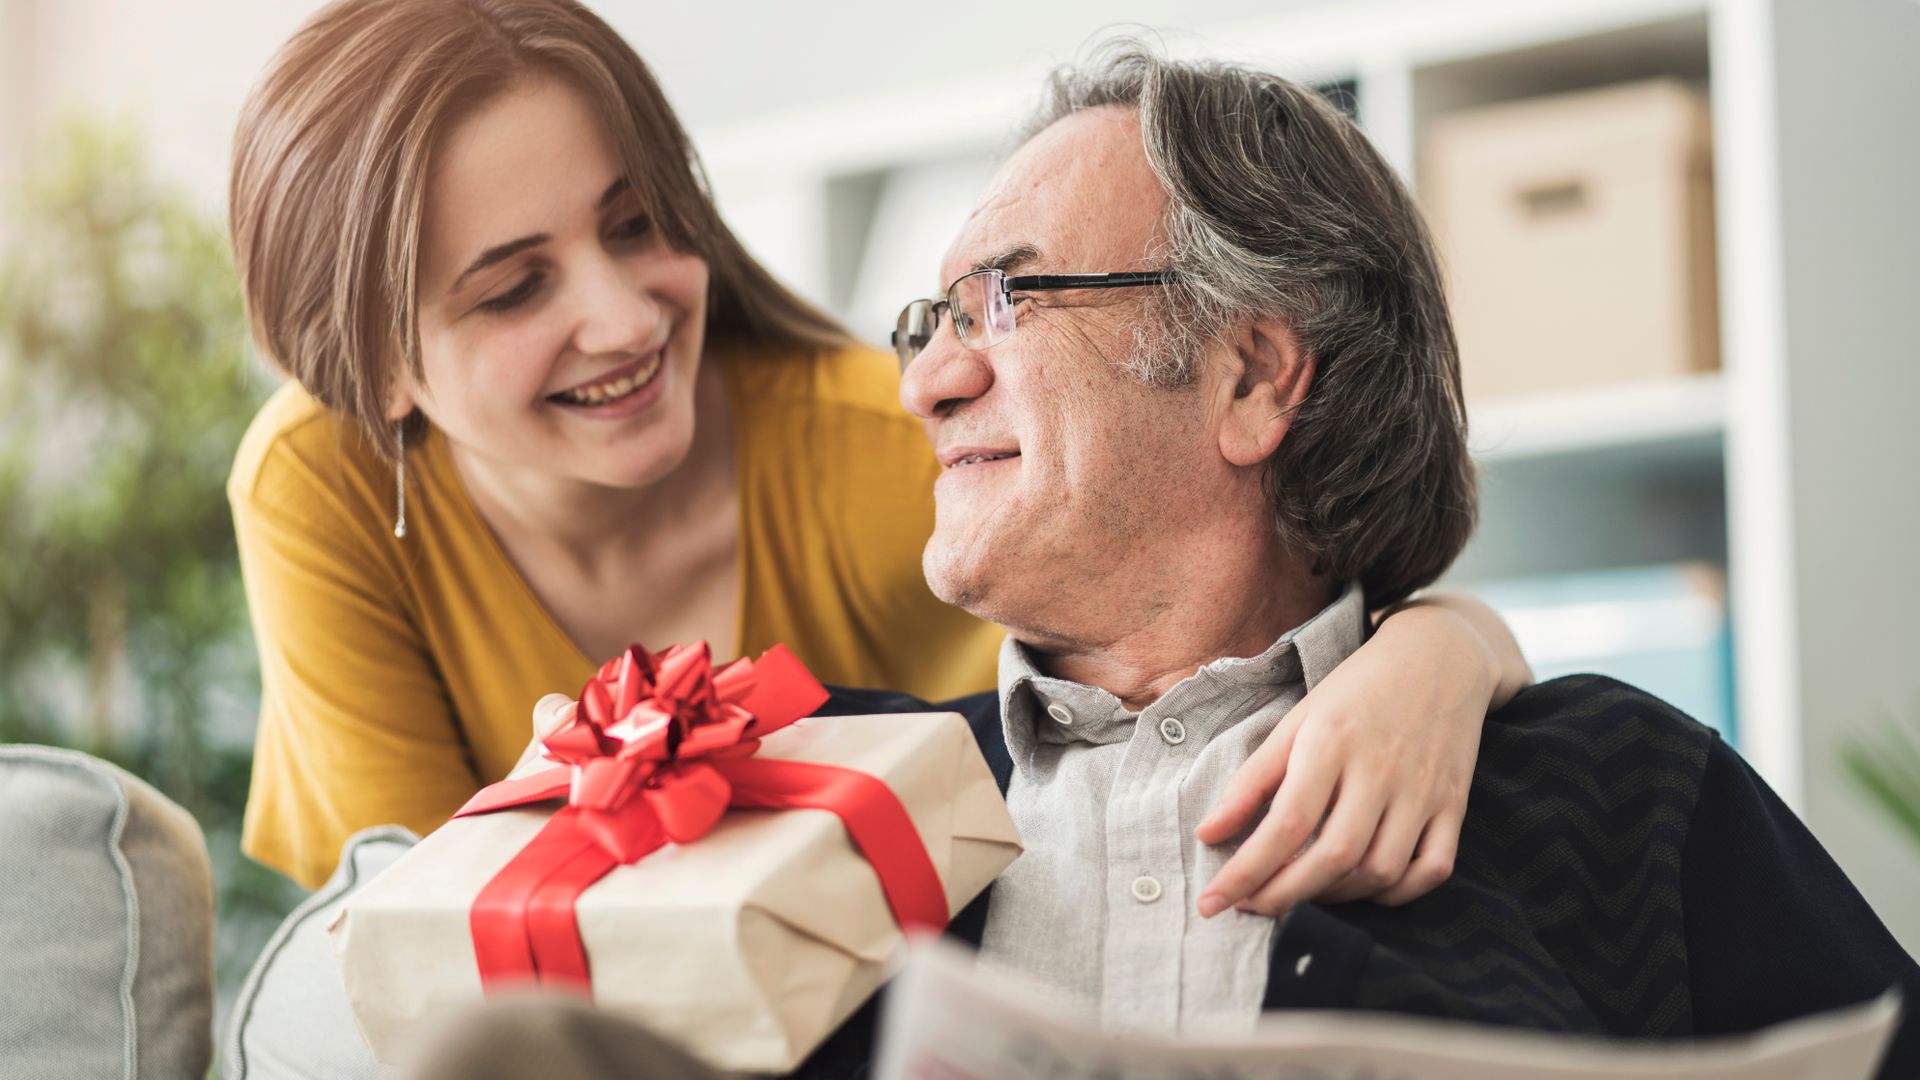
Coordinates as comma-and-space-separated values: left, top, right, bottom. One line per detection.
892, 268, 1179, 371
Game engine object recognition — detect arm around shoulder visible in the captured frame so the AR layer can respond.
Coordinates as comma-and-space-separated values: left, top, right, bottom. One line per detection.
1375, 590, 1533, 709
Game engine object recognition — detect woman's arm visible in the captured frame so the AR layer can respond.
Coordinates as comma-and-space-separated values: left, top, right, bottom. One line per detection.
1194, 590, 1531, 917
234, 445, 482, 889
1380, 591, 1533, 709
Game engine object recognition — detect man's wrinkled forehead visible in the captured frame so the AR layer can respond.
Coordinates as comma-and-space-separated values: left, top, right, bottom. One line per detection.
938, 106, 1167, 286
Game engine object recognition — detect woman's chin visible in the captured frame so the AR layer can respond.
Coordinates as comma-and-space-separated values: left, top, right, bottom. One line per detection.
585, 427, 702, 490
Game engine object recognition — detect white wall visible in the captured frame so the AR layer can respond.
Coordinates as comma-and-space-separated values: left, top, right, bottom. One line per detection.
6, 0, 314, 214
2, 0, 1315, 211
1768, 0, 1920, 961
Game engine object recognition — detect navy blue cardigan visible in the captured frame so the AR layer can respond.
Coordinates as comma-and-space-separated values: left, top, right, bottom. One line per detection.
798, 675, 1919, 1078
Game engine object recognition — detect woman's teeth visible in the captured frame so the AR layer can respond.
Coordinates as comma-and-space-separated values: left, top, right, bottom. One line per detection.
552, 353, 661, 406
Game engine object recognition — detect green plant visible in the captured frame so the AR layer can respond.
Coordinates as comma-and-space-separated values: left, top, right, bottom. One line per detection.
1843, 708, 1920, 853
0, 120, 304, 996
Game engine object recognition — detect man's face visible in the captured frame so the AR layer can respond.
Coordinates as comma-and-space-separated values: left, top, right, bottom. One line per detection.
900, 107, 1240, 641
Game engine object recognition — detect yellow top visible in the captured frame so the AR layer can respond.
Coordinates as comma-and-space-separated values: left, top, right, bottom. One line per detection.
229, 341, 1002, 887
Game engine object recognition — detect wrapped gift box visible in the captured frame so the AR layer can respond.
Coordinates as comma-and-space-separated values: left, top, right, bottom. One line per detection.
330, 706, 1019, 1073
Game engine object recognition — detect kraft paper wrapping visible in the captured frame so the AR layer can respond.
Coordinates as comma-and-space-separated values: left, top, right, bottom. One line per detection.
330, 711, 1020, 1073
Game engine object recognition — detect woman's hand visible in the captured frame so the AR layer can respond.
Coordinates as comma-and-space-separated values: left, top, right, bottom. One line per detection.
507, 693, 578, 779
1194, 592, 1531, 918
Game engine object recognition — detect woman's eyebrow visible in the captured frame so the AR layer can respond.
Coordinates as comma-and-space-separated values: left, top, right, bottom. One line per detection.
449, 235, 547, 295
446, 177, 632, 296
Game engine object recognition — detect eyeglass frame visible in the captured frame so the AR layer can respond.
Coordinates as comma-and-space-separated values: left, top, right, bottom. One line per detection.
891, 268, 1179, 371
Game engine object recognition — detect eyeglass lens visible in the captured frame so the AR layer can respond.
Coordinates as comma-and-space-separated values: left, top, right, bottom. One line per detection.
895, 299, 937, 367
895, 270, 1021, 369
950, 270, 1014, 351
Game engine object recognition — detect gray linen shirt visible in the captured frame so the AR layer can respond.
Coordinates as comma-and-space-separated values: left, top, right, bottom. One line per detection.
979, 583, 1366, 1036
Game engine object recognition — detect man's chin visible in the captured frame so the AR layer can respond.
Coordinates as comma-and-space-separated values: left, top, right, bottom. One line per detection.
921, 543, 995, 616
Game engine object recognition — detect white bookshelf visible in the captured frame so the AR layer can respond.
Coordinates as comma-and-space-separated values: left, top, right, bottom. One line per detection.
693, 0, 1920, 946
1469, 373, 1726, 462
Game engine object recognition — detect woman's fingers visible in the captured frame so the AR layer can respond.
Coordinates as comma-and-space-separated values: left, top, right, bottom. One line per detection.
1195, 708, 1304, 845
508, 694, 577, 779
1197, 747, 1342, 917
1314, 800, 1429, 905
532, 693, 576, 739
1231, 780, 1388, 918
1373, 813, 1463, 907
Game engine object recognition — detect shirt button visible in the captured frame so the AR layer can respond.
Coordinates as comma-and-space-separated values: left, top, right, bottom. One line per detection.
1159, 717, 1186, 745
1130, 875, 1163, 903
1046, 703, 1074, 726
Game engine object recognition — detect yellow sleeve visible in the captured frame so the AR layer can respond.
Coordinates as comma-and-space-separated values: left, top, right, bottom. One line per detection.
230, 431, 481, 888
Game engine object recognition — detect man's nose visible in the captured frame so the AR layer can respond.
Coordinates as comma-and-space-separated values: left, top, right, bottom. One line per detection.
899, 333, 993, 420
570, 254, 661, 357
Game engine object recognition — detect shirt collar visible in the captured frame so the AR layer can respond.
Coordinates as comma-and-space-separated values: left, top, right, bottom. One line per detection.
997, 582, 1368, 773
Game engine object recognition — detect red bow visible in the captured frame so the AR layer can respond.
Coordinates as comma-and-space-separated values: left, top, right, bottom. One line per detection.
453, 644, 949, 993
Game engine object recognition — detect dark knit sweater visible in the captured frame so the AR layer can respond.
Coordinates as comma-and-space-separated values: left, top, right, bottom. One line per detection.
800, 675, 1919, 1078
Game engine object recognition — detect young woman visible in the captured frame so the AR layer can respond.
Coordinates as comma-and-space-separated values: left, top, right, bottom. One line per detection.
226, 0, 1530, 915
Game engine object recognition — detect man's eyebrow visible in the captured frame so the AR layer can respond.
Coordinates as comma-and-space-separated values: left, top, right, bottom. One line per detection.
448, 177, 632, 295
970, 244, 1042, 275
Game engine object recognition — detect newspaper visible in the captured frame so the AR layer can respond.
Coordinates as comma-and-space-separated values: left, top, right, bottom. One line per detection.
873, 938, 1900, 1080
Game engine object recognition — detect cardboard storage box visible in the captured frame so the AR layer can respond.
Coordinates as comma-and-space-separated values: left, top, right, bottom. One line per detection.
1423, 79, 1719, 402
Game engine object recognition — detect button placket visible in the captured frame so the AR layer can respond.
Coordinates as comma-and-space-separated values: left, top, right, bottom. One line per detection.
1100, 746, 1186, 1030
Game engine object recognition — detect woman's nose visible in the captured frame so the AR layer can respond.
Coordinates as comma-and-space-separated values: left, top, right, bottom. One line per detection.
571, 254, 662, 357
899, 333, 994, 420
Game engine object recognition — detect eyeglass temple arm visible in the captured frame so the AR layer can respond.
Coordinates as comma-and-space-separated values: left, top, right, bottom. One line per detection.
1005, 271, 1179, 292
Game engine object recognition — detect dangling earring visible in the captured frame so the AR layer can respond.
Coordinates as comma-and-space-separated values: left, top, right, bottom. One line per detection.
393, 420, 408, 539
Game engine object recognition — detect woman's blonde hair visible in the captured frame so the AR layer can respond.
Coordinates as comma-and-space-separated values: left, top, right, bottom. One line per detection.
230, 0, 850, 460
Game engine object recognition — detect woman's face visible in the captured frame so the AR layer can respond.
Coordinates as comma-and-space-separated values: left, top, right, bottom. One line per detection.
403, 75, 711, 490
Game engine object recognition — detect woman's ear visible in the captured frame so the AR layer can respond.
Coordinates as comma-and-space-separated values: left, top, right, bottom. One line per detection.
1218, 320, 1314, 468
384, 369, 417, 422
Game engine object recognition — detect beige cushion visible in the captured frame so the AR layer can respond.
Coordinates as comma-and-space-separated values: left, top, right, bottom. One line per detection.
221, 825, 418, 1080
0, 745, 215, 1079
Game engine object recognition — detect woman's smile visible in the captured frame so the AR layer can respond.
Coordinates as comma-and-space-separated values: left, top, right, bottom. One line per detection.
545, 347, 668, 419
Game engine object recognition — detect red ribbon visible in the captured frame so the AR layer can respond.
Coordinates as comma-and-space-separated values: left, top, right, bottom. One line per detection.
452, 642, 950, 994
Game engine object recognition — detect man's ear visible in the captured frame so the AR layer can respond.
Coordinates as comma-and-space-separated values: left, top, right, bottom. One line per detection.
1218, 320, 1313, 468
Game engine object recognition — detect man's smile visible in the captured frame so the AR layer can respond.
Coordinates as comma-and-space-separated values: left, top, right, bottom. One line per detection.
938, 445, 1021, 469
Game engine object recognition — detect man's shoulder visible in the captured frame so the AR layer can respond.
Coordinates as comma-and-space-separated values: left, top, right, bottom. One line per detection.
1474, 673, 1718, 819
1493, 674, 1719, 756
1334, 676, 1724, 1034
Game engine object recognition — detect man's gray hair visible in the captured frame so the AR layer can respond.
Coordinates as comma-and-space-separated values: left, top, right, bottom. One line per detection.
1025, 40, 1477, 606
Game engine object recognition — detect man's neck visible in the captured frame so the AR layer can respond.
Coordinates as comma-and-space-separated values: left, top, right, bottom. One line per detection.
1019, 547, 1336, 713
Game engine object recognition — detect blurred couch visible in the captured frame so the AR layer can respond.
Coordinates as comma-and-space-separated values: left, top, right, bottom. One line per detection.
0, 745, 215, 1079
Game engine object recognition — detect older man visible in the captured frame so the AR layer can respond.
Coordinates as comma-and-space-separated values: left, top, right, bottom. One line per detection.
403, 46, 1918, 1080
885, 44, 1919, 1051
893, 71, 1463, 1035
